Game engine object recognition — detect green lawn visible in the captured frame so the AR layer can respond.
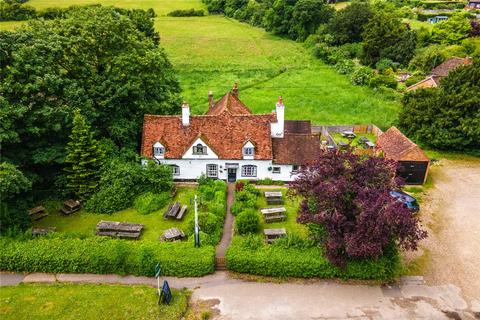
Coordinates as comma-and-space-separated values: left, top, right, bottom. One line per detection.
403, 18, 433, 31
255, 188, 308, 237
330, 132, 378, 147
0, 283, 189, 320
0, 1, 402, 129
34, 187, 196, 242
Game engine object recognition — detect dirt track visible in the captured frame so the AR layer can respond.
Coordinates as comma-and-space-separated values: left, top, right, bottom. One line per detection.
418, 159, 480, 301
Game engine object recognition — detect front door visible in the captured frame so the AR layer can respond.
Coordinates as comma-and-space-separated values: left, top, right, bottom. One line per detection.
227, 168, 237, 182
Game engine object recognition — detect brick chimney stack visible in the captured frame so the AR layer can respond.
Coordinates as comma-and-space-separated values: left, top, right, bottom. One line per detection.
232, 82, 238, 96
208, 90, 214, 109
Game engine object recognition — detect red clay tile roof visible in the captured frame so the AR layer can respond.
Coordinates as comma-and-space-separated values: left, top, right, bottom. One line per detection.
431, 57, 472, 77
272, 133, 321, 165
141, 108, 276, 160
377, 127, 429, 162
206, 92, 253, 115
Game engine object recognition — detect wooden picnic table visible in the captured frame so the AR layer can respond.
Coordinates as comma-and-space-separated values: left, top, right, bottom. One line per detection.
261, 207, 287, 223
60, 199, 82, 215
264, 228, 286, 243
161, 227, 185, 242
96, 220, 144, 239
341, 131, 356, 139
164, 202, 188, 220
264, 191, 283, 205
32, 226, 56, 235
28, 206, 48, 221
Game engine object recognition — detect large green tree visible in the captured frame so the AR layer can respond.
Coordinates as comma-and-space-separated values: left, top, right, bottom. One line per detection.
327, 1, 373, 45
398, 61, 480, 152
0, 162, 32, 232
431, 13, 471, 45
65, 109, 105, 201
361, 8, 417, 66
291, 0, 334, 41
0, 6, 181, 192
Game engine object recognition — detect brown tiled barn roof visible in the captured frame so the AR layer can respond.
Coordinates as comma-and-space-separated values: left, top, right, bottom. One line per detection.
377, 127, 429, 162
284, 120, 312, 134
431, 57, 472, 77
272, 133, 321, 165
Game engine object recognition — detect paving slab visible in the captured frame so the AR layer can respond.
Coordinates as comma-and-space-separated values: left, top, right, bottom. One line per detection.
56, 273, 123, 284
23, 273, 56, 283
0, 272, 25, 286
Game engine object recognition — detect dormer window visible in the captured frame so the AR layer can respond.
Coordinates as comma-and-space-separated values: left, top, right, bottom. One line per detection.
243, 147, 254, 156
193, 143, 207, 155
243, 141, 255, 158
153, 142, 165, 158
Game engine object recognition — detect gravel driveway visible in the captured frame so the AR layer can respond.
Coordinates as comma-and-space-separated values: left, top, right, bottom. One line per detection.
418, 159, 480, 301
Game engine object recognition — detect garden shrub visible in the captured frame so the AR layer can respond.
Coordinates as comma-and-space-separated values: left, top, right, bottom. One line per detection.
335, 59, 356, 75
235, 209, 260, 235
368, 74, 398, 89
350, 66, 374, 85
86, 159, 173, 214
405, 74, 425, 87
134, 191, 170, 215
375, 58, 398, 73
272, 232, 316, 250
338, 43, 363, 59
0, 236, 215, 277
167, 9, 204, 16
254, 178, 284, 186
226, 236, 400, 280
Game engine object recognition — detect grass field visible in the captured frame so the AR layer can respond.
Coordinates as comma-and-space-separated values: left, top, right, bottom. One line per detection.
34, 187, 195, 242
403, 18, 434, 31
0, 283, 189, 320
255, 188, 308, 236
0, 0, 402, 129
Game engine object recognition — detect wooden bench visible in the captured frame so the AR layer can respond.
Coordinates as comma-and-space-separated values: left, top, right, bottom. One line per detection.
264, 228, 286, 244
264, 191, 284, 205
60, 199, 82, 215
163, 202, 187, 220
160, 227, 185, 242
261, 207, 287, 223
29, 206, 48, 221
96, 220, 144, 240
32, 226, 56, 235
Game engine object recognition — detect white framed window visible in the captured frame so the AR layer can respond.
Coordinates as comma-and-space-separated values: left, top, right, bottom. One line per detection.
171, 165, 180, 176
206, 164, 218, 178
292, 165, 299, 173
272, 167, 281, 174
241, 165, 257, 177
153, 142, 165, 158
193, 143, 207, 155
243, 147, 254, 156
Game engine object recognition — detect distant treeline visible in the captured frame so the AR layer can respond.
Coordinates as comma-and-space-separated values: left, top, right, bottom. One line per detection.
0, 0, 156, 21
202, 0, 334, 41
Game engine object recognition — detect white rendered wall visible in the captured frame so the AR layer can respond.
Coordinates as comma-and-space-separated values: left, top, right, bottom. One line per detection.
158, 158, 297, 181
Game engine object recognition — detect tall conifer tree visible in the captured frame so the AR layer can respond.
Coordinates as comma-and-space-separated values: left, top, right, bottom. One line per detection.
65, 109, 104, 201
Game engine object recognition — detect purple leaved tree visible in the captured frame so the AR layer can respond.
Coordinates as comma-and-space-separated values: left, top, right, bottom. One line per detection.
290, 149, 427, 266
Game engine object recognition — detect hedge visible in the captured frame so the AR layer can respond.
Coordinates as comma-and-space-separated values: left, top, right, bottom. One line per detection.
226, 237, 400, 280
0, 236, 215, 277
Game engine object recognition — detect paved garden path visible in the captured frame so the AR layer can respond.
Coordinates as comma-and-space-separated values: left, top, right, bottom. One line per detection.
1, 271, 479, 319
214, 183, 235, 268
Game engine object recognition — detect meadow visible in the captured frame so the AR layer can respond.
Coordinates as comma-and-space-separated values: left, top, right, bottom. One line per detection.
0, 0, 402, 129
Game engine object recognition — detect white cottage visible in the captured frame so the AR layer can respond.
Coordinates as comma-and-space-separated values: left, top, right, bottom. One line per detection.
141, 84, 321, 182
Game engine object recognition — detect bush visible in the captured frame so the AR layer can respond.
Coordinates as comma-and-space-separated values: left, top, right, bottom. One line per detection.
85, 159, 173, 214
335, 59, 356, 75
405, 74, 425, 87
350, 66, 374, 86
375, 58, 398, 73
235, 209, 260, 235
0, 236, 215, 277
167, 9, 204, 17
369, 74, 398, 89
338, 43, 363, 59
272, 232, 316, 249
134, 192, 170, 215
226, 236, 400, 280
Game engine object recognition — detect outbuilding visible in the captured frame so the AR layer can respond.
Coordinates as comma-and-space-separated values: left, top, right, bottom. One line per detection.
376, 127, 430, 185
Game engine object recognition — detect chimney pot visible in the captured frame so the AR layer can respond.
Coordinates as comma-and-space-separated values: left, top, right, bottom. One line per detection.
208, 91, 214, 109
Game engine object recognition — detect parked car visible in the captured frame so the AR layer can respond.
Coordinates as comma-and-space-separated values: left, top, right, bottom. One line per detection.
389, 191, 420, 213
